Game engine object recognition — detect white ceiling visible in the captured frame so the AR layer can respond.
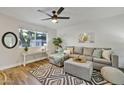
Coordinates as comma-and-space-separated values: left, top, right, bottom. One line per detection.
0, 7, 124, 30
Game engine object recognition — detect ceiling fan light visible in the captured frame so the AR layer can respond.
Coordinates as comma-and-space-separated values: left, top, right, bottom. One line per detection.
52, 19, 58, 23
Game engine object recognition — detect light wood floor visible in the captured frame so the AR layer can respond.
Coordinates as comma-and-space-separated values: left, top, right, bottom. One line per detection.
0, 59, 49, 85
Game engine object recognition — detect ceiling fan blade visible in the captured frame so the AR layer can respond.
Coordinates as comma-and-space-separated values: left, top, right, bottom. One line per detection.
37, 10, 52, 17
58, 17, 70, 19
57, 7, 64, 15
41, 18, 52, 21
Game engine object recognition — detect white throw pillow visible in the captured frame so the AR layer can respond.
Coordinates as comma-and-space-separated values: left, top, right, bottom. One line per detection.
64, 50, 71, 55
102, 49, 112, 61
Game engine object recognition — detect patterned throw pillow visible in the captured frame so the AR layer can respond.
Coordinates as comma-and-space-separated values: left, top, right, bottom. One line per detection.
73, 47, 83, 54
93, 49, 102, 58
102, 49, 112, 61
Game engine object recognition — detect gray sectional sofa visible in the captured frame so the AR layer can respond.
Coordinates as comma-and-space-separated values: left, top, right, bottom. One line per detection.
68, 46, 118, 70
49, 46, 118, 70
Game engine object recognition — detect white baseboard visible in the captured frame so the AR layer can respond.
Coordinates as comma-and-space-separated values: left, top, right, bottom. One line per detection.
0, 63, 22, 70
0, 57, 48, 70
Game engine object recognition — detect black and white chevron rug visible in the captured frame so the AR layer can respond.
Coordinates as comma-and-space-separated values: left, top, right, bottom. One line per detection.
30, 63, 111, 85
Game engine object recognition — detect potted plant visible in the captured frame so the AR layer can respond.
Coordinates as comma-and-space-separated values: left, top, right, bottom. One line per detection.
53, 37, 63, 52
24, 46, 28, 52
53, 37, 62, 48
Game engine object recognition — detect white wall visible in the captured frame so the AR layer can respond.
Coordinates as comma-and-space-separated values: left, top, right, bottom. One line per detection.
57, 14, 124, 68
0, 14, 57, 70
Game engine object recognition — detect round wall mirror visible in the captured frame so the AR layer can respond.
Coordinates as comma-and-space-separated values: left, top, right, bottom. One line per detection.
2, 32, 18, 49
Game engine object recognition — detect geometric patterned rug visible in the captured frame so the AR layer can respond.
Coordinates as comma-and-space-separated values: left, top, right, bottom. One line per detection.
30, 63, 112, 85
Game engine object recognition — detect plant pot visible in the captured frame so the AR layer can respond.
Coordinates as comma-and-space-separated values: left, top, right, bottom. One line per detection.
24, 47, 28, 52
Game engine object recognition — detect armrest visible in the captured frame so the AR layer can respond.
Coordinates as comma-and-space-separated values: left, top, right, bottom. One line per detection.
111, 54, 119, 68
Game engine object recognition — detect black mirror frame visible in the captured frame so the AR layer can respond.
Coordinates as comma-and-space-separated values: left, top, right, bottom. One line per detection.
2, 32, 18, 49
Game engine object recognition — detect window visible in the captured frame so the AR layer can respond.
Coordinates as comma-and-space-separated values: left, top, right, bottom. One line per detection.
19, 28, 48, 47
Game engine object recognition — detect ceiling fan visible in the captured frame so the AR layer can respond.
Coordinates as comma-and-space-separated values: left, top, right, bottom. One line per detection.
37, 7, 70, 23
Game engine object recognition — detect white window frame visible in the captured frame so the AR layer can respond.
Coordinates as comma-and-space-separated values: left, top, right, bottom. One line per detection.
19, 28, 48, 48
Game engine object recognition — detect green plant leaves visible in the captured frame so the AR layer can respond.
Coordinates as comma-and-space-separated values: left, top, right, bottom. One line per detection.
53, 37, 62, 47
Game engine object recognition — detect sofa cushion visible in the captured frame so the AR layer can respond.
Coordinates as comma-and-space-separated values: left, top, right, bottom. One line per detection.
93, 57, 111, 65
85, 56, 93, 61
64, 54, 69, 60
93, 49, 102, 58
49, 53, 65, 63
66, 47, 74, 54
69, 54, 80, 58
102, 49, 112, 61
74, 47, 83, 54
83, 47, 94, 56
64, 46, 74, 54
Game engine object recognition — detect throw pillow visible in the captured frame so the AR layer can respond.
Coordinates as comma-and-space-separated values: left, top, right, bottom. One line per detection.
93, 49, 102, 58
83, 47, 94, 56
102, 49, 112, 61
64, 50, 71, 55
66, 47, 74, 54
73, 47, 83, 54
